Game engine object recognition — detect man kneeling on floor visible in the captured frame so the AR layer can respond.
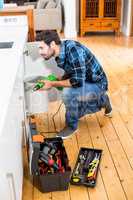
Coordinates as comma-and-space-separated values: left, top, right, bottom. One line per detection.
36, 30, 112, 139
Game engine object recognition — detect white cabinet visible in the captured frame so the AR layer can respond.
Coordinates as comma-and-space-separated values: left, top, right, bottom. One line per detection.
0, 56, 25, 200
0, 15, 28, 200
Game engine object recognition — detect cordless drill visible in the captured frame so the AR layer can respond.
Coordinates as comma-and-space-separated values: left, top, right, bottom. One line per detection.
33, 74, 63, 91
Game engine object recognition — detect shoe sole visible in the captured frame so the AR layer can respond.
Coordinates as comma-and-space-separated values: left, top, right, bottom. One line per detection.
104, 111, 113, 118
56, 130, 77, 140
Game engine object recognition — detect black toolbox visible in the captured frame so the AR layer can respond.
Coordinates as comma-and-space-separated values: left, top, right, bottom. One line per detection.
27, 116, 102, 192
27, 118, 71, 193
70, 147, 102, 187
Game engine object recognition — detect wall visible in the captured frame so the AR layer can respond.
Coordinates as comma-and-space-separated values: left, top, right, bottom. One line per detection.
62, 0, 77, 38
76, 0, 79, 34
122, 0, 132, 36
130, 0, 133, 35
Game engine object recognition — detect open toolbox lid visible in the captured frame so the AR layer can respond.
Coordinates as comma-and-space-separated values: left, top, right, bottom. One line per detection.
27, 116, 102, 188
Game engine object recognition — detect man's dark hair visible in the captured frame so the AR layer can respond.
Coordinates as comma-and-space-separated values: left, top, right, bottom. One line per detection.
36, 30, 61, 45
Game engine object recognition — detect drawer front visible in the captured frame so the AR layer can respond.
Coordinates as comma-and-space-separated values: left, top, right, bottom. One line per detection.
88, 21, 101, 28
81, 21, 101, 31
81, 20, 101, 28
101, 21, 119, 29
80, 20, 120, 32
88, 23, 101, 31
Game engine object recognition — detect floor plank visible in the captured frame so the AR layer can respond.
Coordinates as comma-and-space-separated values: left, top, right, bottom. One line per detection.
86, 114, 127, 200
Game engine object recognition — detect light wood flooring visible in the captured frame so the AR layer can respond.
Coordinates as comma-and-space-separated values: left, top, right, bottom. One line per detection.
23, 33, 133, 200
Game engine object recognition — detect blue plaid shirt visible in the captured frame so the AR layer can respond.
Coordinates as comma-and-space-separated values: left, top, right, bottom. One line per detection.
55, 40, 108, 90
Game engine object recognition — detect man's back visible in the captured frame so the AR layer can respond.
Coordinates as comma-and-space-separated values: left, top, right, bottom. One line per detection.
56, 40, 108, 89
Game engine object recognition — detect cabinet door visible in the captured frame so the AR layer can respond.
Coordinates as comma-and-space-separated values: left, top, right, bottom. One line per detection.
81, 0, 100, 19
103, 0, 121, 18
0, 173, 13, 200
3, 59, 24, 141
0, 56, 24, 200
0, 142, 23, 200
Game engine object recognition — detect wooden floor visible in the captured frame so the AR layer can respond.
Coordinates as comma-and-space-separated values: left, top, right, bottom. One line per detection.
22, 34, 133, 200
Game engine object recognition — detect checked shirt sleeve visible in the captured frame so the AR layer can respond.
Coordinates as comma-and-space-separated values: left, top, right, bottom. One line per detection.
68, 46, 86, 88
91, 59, 104, 82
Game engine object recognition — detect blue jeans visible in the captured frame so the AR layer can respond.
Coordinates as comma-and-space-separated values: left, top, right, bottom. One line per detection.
62, 82, 108, 130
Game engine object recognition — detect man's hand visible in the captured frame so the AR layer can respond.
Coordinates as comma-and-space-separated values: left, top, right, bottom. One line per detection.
39, 80, 53, 90
37, 78, 71, 91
